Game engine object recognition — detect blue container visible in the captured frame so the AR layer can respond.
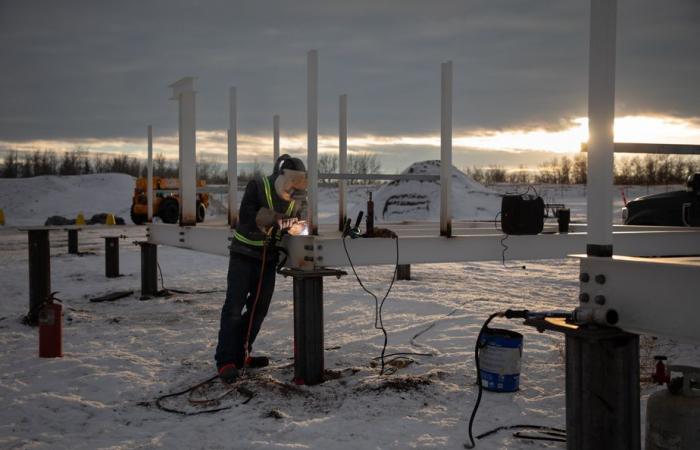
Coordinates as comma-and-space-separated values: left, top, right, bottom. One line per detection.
478, 327, 523, 392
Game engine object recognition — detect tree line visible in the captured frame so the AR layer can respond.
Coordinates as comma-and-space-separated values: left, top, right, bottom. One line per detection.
0, 149, 382, 185
466, 154, 700, 186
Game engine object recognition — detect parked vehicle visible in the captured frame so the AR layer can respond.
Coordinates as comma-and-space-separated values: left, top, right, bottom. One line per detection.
623, 174, 700, 226
130, 176, 209, 225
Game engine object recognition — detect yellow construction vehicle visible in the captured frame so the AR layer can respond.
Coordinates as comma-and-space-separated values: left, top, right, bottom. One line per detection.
130, 177, 209, 225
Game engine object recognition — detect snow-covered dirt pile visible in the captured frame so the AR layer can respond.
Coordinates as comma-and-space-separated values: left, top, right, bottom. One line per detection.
364, 161, 502, 222
0, 174, 134, 226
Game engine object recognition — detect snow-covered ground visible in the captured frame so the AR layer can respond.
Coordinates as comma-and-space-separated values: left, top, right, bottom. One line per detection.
0, 173, 698, 449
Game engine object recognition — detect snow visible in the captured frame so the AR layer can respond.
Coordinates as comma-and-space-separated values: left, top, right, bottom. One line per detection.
0, 174, 135, 226
1, 174, 699, 449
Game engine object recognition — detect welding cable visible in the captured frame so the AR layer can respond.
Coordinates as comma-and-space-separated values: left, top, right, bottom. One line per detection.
342, 235, 400, 375
464, 310, 567, 448
464, 311, 504, 449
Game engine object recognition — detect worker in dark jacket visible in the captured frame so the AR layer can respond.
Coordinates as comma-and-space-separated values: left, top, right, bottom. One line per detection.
216, 154, 307, 383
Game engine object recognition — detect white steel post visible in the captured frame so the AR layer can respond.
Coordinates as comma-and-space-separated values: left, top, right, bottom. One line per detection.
169, 77, 197, 226
228, 87, 238, 228
273, 114, 280, 164
147, 125, 153, 222
586, 0, 617, 257
338, 94, 348, 231
307, 50, 319, 234
440, 61, 453, 237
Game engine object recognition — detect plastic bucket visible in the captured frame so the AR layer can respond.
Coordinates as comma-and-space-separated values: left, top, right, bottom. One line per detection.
478, 327, 523, 392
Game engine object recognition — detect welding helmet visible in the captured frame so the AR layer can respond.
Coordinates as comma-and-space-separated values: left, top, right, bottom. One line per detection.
274, 154, 308, 202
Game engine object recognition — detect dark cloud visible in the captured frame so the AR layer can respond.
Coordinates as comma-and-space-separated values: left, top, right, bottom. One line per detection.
0, 0, 698, 142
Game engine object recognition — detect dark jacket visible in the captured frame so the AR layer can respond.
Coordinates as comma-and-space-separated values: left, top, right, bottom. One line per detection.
230, 175, 297, 261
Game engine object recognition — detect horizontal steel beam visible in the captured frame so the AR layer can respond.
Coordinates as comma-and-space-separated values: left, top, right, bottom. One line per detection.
581, 142, 700, 155
147, 223, 700, 270
578, 255, 700, 342
319, 173, 439, 181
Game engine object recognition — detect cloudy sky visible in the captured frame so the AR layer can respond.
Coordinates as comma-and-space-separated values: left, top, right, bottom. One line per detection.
1, 0, 699, 171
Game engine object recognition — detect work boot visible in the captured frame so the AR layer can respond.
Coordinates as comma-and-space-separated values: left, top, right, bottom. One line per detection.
245, 355, 270, 369
218, 363, 239, 384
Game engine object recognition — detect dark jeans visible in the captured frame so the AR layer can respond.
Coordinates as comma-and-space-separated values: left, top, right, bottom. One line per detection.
215, 252, 277, 369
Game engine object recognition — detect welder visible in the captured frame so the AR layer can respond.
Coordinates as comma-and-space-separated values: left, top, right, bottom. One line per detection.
215, 154, 308, 383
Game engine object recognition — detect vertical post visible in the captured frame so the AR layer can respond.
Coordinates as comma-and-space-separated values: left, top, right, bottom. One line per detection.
105, 237, 120, 278
440, 61, 453, 237
338, 94, 348, 231
273, 114, 280, 164
140, 242, 158, 298
67, 229, 78, 254
586, 0, 617, 257
169, 77, 197, 226
396, 264, 411, 281
293, 275, 324, 385
228, 87, 238, 228
147, 125, 154, 222
307, 50, 319, 235
27, 229, 50, 324
566, 329, 640, 449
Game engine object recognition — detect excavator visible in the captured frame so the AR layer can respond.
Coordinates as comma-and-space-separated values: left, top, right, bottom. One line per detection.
130, 176, 209, 225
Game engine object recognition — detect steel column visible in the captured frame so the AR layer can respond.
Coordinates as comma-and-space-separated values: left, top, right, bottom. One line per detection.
169, 77, 197, 226
228, 86, 238, 228
27, 230, 50, 325
440, 61, 453, 237
147, 125, 154, 222
293, 275, 324, 385
566, 328, 640, 450
140, 242, 158, 298
338, 94, 348, 232
586, 0, 617, 257
273, 114, 280, 164
307, 50, 319, 235
67, 229, 78, 254
105, 237, 120, 278
397, 264, 411, 280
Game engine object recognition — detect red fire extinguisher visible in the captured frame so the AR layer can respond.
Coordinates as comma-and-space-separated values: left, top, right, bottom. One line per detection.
38, 292, 63, 358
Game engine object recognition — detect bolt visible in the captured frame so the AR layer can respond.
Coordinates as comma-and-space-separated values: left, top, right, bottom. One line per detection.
579, 273, 590, 283
579, 293, 590, 303
304, 256, 314, 262
595, 274, 606, 284
594, 295, 606, 305
304, 245, 313, 251
317, 245, 323, 250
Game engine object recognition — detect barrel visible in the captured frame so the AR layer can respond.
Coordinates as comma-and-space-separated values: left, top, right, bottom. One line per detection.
478, 327, 523, 392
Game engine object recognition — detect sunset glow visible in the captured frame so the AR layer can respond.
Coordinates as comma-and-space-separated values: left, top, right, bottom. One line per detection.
2, 115, 699, 165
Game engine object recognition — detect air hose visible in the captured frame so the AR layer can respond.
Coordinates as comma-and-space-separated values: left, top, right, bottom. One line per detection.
464, 309, 570, 448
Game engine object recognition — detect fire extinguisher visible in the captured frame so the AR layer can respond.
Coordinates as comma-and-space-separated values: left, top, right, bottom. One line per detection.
38, 292, 62, 358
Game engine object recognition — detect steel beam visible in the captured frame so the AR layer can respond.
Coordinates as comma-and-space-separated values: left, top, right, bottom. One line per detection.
577, 255, 700, 342
581, 142, 700, 155
169, 77, 197, 226
147, 223, 700, 268
320, 173, 439, 182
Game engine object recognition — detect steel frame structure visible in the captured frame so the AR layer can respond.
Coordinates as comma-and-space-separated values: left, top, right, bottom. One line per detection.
143, 2, 699, 446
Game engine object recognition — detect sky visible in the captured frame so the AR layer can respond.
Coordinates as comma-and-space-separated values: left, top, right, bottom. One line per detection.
1, 0, 699, 171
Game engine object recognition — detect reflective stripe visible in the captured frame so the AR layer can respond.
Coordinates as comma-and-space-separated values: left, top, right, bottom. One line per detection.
261, 176, 274, 209
233, 230, 264, 247
286, 201, 295, 216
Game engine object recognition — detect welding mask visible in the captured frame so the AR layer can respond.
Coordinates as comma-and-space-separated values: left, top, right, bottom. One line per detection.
274, 155, 308, 202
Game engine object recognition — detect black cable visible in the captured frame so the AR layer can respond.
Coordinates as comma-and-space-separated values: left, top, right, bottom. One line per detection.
342, 235, 399, 375
157, 261, 166, 292
464, 312, 502, 449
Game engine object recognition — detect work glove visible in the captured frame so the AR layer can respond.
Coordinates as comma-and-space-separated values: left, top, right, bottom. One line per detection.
256, 208, 285, 233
